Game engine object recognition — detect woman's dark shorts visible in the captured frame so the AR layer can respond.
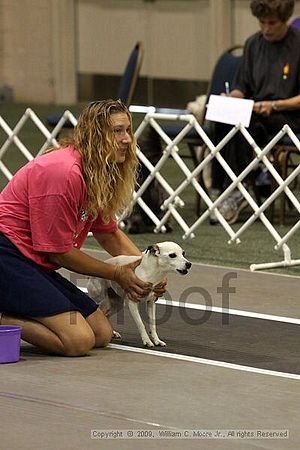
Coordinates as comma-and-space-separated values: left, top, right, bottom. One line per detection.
0, 233, 98, 318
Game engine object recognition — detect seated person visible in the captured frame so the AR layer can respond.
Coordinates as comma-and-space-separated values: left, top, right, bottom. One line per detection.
210, 0, 300, 224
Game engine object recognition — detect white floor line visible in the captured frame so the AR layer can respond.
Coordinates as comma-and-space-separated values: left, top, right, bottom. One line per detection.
156, 299, 300, 325
109, 343, 300, 381
80, 285, 300, 379
79, 286, 300, 325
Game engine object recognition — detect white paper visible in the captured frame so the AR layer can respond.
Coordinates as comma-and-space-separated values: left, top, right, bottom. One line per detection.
205, 94, 254, 127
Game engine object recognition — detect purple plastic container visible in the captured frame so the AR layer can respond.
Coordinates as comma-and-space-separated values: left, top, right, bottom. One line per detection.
0, 325, 22, 363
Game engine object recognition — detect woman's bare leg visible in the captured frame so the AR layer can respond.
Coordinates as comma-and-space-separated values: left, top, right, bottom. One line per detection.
1, 311, 95, 356
86, 308, 113, 347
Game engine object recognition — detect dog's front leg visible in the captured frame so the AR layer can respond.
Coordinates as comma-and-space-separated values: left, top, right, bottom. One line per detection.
147, 301, 166, 346
128, 299, 154, 347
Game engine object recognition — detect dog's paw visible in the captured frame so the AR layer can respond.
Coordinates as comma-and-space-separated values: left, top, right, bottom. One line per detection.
153, 338, 166, 347
143, 339, 155, 347
112, 330, 122, 340
149, 330, 166, 346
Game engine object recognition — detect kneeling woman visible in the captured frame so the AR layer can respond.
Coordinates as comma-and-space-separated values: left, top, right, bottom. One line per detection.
0, 100, 165, 356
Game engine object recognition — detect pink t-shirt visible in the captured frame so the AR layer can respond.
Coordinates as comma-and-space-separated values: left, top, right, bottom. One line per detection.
0, 146, 117, 270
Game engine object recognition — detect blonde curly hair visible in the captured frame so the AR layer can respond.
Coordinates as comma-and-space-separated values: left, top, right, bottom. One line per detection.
71, 99, 139, 222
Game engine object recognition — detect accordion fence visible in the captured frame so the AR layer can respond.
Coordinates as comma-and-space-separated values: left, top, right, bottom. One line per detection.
0, 108, 300, 272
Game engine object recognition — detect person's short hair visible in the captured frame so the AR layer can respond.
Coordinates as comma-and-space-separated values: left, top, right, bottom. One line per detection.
250, 0, 294, 22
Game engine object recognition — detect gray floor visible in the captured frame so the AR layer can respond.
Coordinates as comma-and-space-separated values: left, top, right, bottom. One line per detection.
1, 251, 300, 450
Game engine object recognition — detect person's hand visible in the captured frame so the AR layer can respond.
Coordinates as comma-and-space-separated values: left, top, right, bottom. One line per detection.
253, 100, 272, 116
114, 260, 152, 303
153, 277, 168, 300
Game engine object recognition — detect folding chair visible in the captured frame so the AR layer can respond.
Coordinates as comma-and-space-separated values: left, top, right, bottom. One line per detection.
46, 41, 144, 130
117, 41, 144, 107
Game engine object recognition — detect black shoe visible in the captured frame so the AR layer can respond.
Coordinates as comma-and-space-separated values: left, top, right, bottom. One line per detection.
209, 217, 219, 225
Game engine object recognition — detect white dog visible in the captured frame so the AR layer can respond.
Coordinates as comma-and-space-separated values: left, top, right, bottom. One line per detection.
87, 241, 192, 347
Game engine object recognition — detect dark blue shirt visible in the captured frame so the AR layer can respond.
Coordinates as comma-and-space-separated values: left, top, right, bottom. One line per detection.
233, 26, 300, 105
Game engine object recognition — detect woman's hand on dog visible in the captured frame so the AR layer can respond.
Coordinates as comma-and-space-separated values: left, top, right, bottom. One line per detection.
153, 277, 167, 299
114, 260, 152, 302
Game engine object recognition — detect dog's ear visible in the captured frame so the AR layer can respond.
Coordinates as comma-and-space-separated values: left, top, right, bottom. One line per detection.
146, 244, 160, 256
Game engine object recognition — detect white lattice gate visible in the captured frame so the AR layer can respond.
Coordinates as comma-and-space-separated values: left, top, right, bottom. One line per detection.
0, 108, 300, 271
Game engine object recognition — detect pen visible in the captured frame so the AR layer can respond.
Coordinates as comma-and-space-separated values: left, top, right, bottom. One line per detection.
225, 81, 230, 95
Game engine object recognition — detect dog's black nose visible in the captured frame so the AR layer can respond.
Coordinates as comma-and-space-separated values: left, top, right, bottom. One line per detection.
186, 261, 192, 269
